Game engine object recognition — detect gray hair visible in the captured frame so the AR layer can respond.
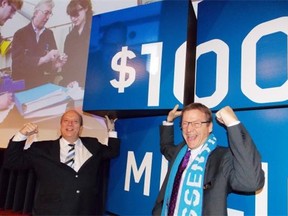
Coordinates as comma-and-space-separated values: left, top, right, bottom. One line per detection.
34, 0, 54, 11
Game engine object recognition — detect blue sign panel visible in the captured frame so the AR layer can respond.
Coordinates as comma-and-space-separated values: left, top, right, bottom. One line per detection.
83, 1, 195, 118
195, 0, 288, 110
194, 1, 288, 215
106, 115, 183, 215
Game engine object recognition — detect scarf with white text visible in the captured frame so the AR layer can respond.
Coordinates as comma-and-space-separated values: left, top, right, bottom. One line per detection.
161, 133, 217, 216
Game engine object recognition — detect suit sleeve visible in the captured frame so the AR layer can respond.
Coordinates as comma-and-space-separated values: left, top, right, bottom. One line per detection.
226, 123, 265, 192
160, 125, 181, 162
3, 138, 32, 170
12, 29, 41, 76
101, 137, 120, 159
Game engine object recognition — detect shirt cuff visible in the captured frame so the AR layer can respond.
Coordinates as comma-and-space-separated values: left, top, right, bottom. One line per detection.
227, 121, 240, 127
108, 131, 118, 138
12, 132, 27, 142
162, 120, 174, 126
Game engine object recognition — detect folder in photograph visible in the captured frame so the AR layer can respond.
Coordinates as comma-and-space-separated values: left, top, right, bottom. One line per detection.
14, 83, 69, 116
23, 102, 68, 119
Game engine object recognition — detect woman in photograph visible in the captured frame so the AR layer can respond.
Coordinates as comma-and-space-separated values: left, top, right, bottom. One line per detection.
61, 0, 93, 88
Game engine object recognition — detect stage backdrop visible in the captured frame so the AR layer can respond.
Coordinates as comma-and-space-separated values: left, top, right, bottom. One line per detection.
0, 0, 112, 147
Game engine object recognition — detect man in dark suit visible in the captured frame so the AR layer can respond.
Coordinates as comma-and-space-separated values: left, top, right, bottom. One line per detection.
4, 109, 120, 215
152, 103, 265, 216
11, 0, 67, 89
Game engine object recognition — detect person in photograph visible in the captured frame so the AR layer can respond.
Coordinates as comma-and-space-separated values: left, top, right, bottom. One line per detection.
0, 0, 23, 117
0, 0, 23, 61
4, 109, 120, 215
0, 0, 23, 30
11, 0, 67, 90
152, 103, 265, 216
60, 0, 93, 88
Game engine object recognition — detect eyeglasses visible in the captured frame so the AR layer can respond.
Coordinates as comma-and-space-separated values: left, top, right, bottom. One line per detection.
69, 8, 84, 18
181, 121, 210, 129
39, 10, 53, 17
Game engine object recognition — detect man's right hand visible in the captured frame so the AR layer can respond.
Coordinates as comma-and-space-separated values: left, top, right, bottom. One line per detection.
167, 104, 182, 122
216, 106, 239, 126
39, 49, 60, 65
20, 123, 38, 136
105, 115, 117, 132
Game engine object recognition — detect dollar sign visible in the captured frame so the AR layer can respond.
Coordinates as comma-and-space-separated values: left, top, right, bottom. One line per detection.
110, 46, 136, 93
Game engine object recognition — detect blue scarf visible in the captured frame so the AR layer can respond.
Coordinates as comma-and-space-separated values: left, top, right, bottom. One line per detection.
161, 133, 217, 216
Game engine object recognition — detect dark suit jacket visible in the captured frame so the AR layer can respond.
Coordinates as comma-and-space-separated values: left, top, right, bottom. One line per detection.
4, 136, 120, 215
12, 22, 58, 89
152, 123, 265, 216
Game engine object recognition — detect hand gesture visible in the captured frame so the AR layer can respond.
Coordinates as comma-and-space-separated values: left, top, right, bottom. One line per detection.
39, 49, 60, 65
53, 53, 68, 70
215, 106, 239, 126
167, 104, 182, 122
46, 49, 60, 63
20, 123, 38, 136
105, 115, 117, 132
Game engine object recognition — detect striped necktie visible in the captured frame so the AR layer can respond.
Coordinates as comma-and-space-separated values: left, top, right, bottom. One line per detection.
65, 144, 75, 168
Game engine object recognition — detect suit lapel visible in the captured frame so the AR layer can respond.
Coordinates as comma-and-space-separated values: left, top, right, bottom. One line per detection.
80, 137, 96, 156
77, 138, 97, 172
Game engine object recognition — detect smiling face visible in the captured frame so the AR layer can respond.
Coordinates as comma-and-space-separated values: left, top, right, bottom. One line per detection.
181, 109, 213, 150
60, 110, 83, 143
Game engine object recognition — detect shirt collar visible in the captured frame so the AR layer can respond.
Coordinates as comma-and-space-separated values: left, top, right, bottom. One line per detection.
32, 21, 46, 34
60, 137, 81, 146
189, 143, 205, 161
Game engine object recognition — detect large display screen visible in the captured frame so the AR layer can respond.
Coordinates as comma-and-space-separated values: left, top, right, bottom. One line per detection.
195, 0, 288, 111
83, 0, 196, 118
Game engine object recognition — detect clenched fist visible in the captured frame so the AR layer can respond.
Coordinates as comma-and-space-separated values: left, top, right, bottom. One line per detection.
216, 106, 239, 126
20, 122, 39, 136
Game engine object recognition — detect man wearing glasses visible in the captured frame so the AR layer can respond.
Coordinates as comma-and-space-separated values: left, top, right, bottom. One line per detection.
152, 103, 265, 216
11, 0, 67, 90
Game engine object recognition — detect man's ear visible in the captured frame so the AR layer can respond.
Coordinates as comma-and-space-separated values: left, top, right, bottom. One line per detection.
209, 122, 213, 133
79, 126, 83, 135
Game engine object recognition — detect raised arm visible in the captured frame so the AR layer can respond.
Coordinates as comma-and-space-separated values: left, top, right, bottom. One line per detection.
160, 105, 183, 161
4, 123, 38, 170
216, 106, 265, 192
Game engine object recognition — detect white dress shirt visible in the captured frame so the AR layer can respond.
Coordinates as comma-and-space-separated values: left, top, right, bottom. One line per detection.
60, 137, 92, 172
12, 131, 118, 172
